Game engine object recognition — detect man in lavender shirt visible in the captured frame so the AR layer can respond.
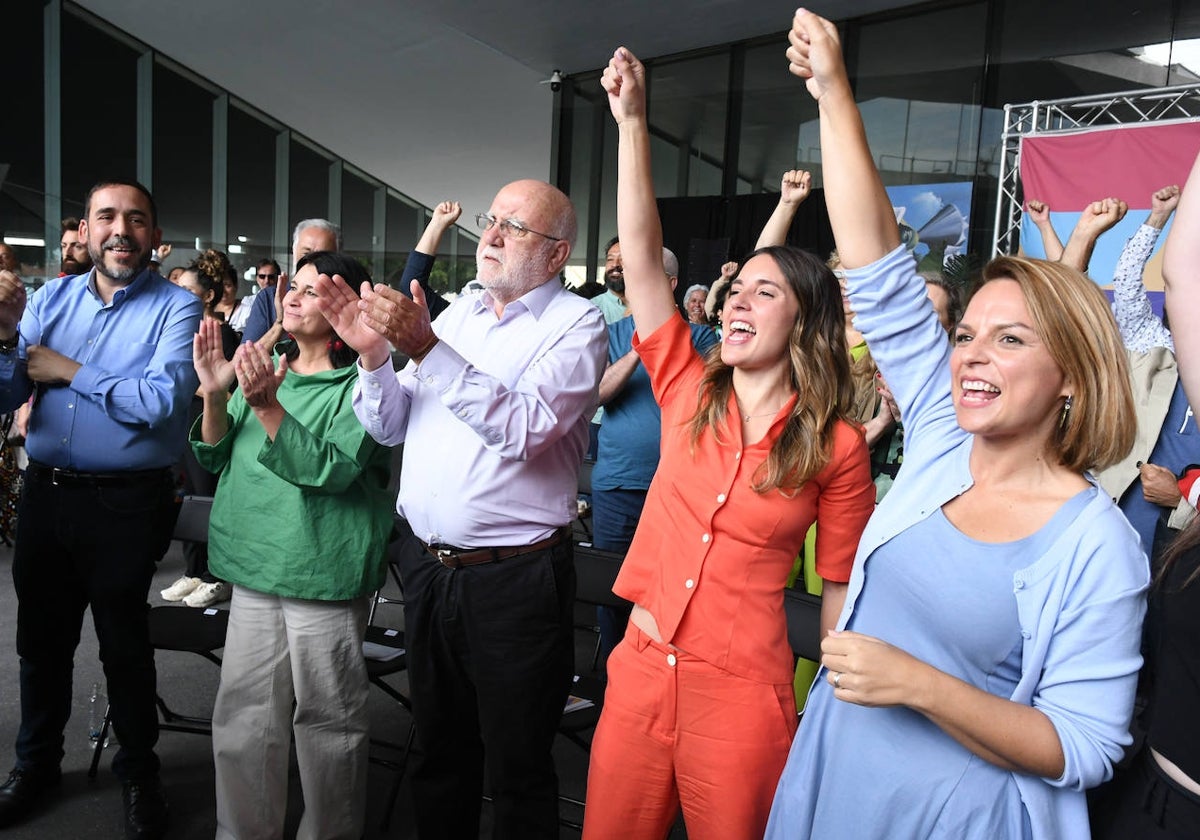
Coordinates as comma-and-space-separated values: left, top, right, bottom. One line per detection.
317, 179, 606, 840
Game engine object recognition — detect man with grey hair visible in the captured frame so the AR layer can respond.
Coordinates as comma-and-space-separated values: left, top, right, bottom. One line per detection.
591, 247, 717, 659
683, 281, 710, 325
241, 218, 342, 342
316, 178, 606, 840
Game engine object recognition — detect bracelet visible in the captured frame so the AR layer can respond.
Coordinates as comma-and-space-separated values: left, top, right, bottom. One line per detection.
0, 330, 19, 353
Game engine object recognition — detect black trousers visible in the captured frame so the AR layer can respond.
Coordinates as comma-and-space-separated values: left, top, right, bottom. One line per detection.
396, 523, 576, 840
12, 467, 176, 781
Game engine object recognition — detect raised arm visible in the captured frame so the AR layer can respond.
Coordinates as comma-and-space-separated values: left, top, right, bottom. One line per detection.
415, 201, 462, 256
402, 201, 461, 319
793, 5, 1070, 781
601, 48, 677, 337
1110, 185, 1178, 352
787, 12, 898, 268
1059, 197, 1127, 273
1165, 152, 1200, 405
756, 170, 813, 248
1025, 200, 1063, 261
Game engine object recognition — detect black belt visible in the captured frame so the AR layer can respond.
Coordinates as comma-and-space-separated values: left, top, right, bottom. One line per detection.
26, 461, 171, 488
425, 526, 571, 569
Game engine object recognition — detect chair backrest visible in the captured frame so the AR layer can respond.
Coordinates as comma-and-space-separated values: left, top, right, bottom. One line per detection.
573, 543, 629, 610
173, 495, 213, 544
783, 587, 823, 663
578, 459, 594, 496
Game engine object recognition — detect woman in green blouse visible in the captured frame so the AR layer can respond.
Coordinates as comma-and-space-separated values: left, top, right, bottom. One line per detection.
192, 250, 393, 840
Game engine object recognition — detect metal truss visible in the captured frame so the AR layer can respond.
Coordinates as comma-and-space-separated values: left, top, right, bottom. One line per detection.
992, 83, 1200, 256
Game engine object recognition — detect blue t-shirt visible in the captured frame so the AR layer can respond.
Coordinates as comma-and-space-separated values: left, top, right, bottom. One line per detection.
591, 315, 718, 491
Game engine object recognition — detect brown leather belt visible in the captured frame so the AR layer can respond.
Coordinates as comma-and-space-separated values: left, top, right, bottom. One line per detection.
425, 526, 571, 569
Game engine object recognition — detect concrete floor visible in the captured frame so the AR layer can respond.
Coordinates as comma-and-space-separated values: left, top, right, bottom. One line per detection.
0, 539, 606, 839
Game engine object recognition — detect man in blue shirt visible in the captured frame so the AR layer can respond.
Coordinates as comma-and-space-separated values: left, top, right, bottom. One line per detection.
0, 180, 202, 839
591, 245, 719, 659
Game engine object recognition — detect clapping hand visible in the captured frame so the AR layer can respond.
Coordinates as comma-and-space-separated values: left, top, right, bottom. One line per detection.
234, 340, 286, 410
313, 273, 391, 371
0, 271, 26, 337
193, 319, 236, 394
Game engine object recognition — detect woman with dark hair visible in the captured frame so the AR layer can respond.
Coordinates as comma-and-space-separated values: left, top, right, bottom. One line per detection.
764, 12, 1146, 840
191, 249, 393, 839
175, 250, 239, 359
581, 48, 875, 840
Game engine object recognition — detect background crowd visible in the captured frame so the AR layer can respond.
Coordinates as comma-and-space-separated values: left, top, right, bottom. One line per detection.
0, 8, 1196, 840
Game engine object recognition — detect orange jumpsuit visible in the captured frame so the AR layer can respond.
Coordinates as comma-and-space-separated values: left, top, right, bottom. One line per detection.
582, 315, 875, 840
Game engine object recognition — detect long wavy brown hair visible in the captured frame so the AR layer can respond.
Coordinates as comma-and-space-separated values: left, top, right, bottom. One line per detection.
687, 245, 856, 494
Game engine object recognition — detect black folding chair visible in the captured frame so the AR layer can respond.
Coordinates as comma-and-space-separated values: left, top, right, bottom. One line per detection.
783, 586, 823, 664
364, 532, 415, 831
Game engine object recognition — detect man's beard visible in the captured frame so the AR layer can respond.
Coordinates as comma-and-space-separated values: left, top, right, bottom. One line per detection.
88, 235, 151, 284
604, 267, 625, 295
60, 258, 89, 276
476, 244, 551, 303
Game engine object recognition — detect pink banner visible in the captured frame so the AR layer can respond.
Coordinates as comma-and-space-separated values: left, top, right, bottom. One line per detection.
1020, 121, 1200, 210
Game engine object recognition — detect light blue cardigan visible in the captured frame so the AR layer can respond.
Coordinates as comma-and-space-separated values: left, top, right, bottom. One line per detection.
837, 246, 1149, 840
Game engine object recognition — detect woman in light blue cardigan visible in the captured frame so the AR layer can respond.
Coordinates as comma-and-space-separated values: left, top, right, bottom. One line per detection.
765, 10, 1148, 840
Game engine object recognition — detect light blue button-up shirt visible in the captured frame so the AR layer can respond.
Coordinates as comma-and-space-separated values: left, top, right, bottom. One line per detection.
0, 267, 202, 471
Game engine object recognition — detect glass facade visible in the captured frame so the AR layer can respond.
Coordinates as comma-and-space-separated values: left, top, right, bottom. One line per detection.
555, 0, 1200, 288
4, 1, 476, 294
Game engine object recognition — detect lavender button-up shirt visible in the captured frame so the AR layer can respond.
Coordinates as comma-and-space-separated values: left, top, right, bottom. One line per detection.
354, 277, 606, 548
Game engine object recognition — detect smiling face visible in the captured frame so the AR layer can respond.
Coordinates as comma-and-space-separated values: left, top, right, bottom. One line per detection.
603, 242, 625, 296
79, 185, 160, 285
950, 278, 1069, 445
720, 253, 800, 371
281, 264, 334, 341
685, 289, 707, 324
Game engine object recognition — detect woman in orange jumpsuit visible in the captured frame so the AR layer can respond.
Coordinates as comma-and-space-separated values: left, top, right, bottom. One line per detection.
581, 47, 876, 840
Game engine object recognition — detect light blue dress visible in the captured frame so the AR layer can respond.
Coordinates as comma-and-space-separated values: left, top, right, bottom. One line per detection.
765, 487, 1094, 839
764, 245, 1148, 840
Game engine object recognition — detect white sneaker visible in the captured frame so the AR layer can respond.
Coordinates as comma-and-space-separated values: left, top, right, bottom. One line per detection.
160, 576, 202, 602
183, 581, 231, 608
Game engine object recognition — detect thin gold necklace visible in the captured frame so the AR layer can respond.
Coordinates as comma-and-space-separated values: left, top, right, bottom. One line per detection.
736, 397, 787, 422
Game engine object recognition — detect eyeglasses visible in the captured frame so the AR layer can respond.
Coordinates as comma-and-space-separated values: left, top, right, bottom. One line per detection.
257, 273, 278, 280
474, 213, 561, 242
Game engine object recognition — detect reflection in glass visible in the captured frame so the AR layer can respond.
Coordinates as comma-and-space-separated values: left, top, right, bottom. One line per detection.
227, 104, 278, 281
152, 63, 214, 261
61, 13, 138, 218
289, 139, 331, 230
648, 52, 729, 197
3, 0, 45, 281
341, 169, 378, 274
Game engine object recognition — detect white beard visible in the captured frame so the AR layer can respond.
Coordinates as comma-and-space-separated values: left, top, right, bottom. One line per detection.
475, 244, 551, 303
